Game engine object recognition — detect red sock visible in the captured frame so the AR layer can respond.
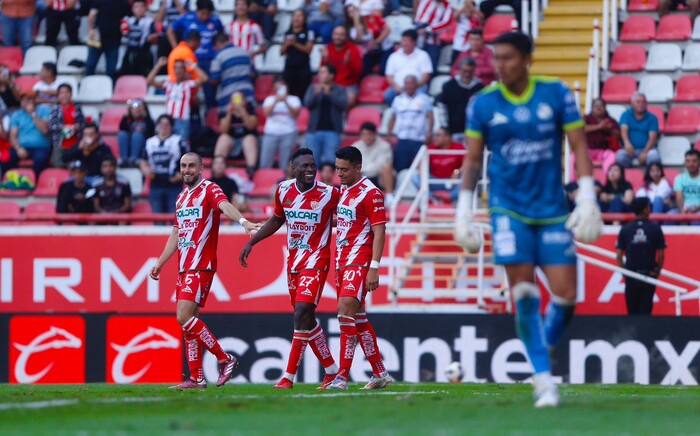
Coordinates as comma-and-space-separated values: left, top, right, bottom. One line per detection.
308, 323, 337, 373
283, 330, 309, 381
184, 331, 203, 381
338, 315, 358, 379
182, 316, 228, 362
356, 313, 386, 376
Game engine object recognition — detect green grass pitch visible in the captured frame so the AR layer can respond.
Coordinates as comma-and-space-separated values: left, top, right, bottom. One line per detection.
0, 383, 698, 435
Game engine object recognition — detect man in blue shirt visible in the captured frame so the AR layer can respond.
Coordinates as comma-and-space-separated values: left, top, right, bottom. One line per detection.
9, 93, 51, 176
210, 32, 255, 116
456, 32, 603, 408
616, 92, 660, 168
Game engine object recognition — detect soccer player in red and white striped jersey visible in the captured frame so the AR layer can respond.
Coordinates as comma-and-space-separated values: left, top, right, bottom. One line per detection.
229, 0, 266, 57
240, 148, 340, 389
150, 152, 260, 389
327, 146, 392, 390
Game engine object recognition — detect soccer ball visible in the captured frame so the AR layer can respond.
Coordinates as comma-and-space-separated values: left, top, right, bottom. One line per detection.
444, 361, 464, 384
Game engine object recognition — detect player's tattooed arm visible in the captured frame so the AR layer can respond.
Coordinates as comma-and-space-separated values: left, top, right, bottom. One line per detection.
239, 215, 286, 268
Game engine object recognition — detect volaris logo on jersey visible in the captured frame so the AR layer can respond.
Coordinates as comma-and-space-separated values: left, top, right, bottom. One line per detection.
10, 316, 86, 384
107, 317, 182, 384
284, 209, 321, 223
177, 206, 202, 219
337, 206, 356, 220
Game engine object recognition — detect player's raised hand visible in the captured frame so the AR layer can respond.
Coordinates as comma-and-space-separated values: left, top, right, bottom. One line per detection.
566, 176, 603, 243
149, 264, 162, 281
454, 190, 482, 253
239, 242, 252, 268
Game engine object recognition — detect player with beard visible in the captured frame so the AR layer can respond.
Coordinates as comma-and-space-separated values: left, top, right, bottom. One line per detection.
150, 152, 260, 389
240, 148, 340, 389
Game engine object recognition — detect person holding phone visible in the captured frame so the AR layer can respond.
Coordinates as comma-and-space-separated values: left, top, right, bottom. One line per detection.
213, 92, 258, 178
259, 78, 301, 169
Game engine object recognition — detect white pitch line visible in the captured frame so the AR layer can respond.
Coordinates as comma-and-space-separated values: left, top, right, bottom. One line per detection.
0, 399, 80, 411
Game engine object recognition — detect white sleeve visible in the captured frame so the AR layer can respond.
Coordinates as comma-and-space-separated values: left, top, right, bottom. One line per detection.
288, 95, 302, 109
420, 51, 434, 75
658, 179, 673, 199
262, 96, 275, 108
385, 54, 397, 77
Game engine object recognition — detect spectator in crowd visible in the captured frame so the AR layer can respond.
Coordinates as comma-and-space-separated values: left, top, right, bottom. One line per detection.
119, 0, 157, 78
636, 163, 672, 214
414, 0, 453, 70
229, 0, 267, 58
209, 155, 248, 211
438, 57, 483, 142
451, 0, 482, 64
387, 75, 433, 172
0, 121, 17, 177
304, 64, 348, 167
168, 30, 200, 81
384, 29, 433, 105
582, 97, 619, 176
147, 57, 209, 143
352, 121, 394, 200
319, 161, 338, 187
674, 149, 700, 220
249, 0, 278, 41
45, 0, 81, 47
0, 0, 34, 54
450, 29, 496, 85
0, 64, 21, 112
344, 0, 384, 16
118, 99, 155, 167
616, 197, 666, 315
479, 0, 521, 29
413, 127, 464, 203
659, 0, 698, 23
617, 93, 660, 168
62, 122, 115, 181
260, 78, 301, 169
347, 4, 392, 77
57, 160, 95, 214
321, 25, 363, 107
282, 9, 315, 98
564, 178, 603, 212
155, 0, 190, 61
213, 91, 259, 178
9, 92, 51, 176
210, 32, 255, 117
86, 0, 131, 78
599, 163, 634, 213
93, 157, 132, 214
140, 114, 185, 214
33, 62, 59, 105
48, 84, 85, 167
168, 0, 224, 109
305, 0, 344, 44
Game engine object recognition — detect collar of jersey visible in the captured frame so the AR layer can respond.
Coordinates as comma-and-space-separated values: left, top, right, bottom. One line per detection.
294, 179, 316, 194
496, 77, 536, 105
345, 177, 366, 191
187, 178, 204, 192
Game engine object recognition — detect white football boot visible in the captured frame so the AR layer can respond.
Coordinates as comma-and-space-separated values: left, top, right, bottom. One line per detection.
533, 372, 560, 408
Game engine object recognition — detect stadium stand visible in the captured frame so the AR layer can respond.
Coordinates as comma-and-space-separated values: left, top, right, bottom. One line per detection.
75, 75, 114, 104
344, 106, 382, 135
620, 16, 656, 42
111, 76, 148, 103
57, 45, 88, 75
99, 107, 126, 136
658, 136, 692, 165
0, 47, 23, 73
602, 75, 637, 103
610, 44, 647, 72
656, 14, 692, 41
664, 106, 700, 135
33, 169, 70, 197
645, 44, 682, 72
19, 46, 57, 75
357, 75, 389, 105
638, 75, 674, 103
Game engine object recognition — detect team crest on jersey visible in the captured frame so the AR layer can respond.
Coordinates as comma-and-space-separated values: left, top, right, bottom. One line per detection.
513, 107, 531, 123
537, 103, 553, 120
284, 198, 293, 206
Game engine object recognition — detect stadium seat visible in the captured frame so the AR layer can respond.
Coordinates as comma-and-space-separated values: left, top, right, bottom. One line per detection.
100, 107, 125, 135
358, 75, 389, 104
693, 16, 700, 40
57, 45, 88, 74
56, 75, 79, 93
259, 44, 284, 73
249, 168, 285, 197
19, 46, 57, 75
149, 104, 167, 121
483, 15, 516, 43
273, 13, 292, 43
14, 75, 40, 95
296, 107, 310, 134
344, 106, 382, 135
610, 45, 647, 72
0, 47, 23, 73
144, 75, 168, 104
225, 167, 250, 180
111, 75, 148, 103
277, 0, 304, 11
663, 105, 700, 134
75, 75, 113, 103
132, 201, 153, 213
627, 0, 658, 11
0, 168, 36, 197
658, 136, 691, 165
310, 44, 323, 72
674, 75, 700, 102
645, 44, 682, 71
96, 45, 126, 74
81, 105, 100, 124
601, 75, 637, 103
606, 104, 627, 122
117, 168, 145, 197
23, 201, 56, 225
379, 107, 393, 135
648, 105, 666, 132
213, 0, 234, 12
33, 168, 70, 197
103, 136, 120, 159
657, 14, 692, 41
682, 43, 700, 70
256, 106, 266, 134
429, 75, 451, 97
625, 168, 645, 191
437, 45, 453, 74
0, 201, 21, 222
665, 167, 680, 183
255, 75, 275, 103
385, 15, 414, 45
639, 74, 673, 103
340, 136, 359, 149
205, 108, 220, 133
620, 16, 656, 42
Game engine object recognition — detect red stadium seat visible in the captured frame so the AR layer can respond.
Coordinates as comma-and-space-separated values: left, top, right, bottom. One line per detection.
358, 75, 389, 104
110, 75, 148, 103
626, 168, 644, 191
696, 138, 700, 150
255, 75, 275, 104
665, 167, 680, 183
344, 106, 381, 135
102, 135, 120, 158
620, 16, 656, 42
14, 75, 39, 94
225, 167, 250, 180
33, 168, 70, 197
256, 106, 266, 134
648, 105, 666, 132
100, 107, 125, 135
483, 15, 516, 43
657, 14, 692, 41
0, 47, 23, 73
205, 108, 220, 133
0, 168, 36, 197
628, 0, 658, 11
610, 45, 647, 72
201, 168, 212, 180
249, 168, 285, 197
664, 105, 700, 134
340, 136, 359, 148
601, 75, 637, 103
0, 201, 21, 219
23, 201, 56, 225
296, 107, 309, 134
674, 75, 700, 102
132, 201, 152, 213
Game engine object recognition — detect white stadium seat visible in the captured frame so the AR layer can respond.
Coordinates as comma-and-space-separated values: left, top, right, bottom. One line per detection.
606, 104, 627, 122
57, 45, 89, 74
310, 44, 324, 72
145, 75, 168, 104
259, 44, 285, 73
682, 43, 700, 71
437, 45, 453, 74
692, 16, 700, 40
645, 43, 682, 72
55, 75, 79, 93
214, 0, 234, 12
80, 105, 100, 124
76, 75, 113, 103
273, 13, 293, 43
20, 46, 57, 75
639, 75, 674, 103
385, 15, 413, 45
429, 75, 451, 97
96, 46, 127, 74
379, 107, 393, 135
277, 0, 304, 12
658, 136, 691, 166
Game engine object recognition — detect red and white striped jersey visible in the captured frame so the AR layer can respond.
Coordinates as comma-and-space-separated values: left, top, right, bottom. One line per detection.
229, 19, 264, 55
336, 177, 387, 268
174, 179, 228, 273
51, 0, 76, 12
163, 80, 197, 120
274, 180, 339, 273
414, 0, 454, 45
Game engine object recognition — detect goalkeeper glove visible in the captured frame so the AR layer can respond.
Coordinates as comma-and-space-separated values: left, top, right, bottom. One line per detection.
454, 189, 482, 253
565, 176, 603, 243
